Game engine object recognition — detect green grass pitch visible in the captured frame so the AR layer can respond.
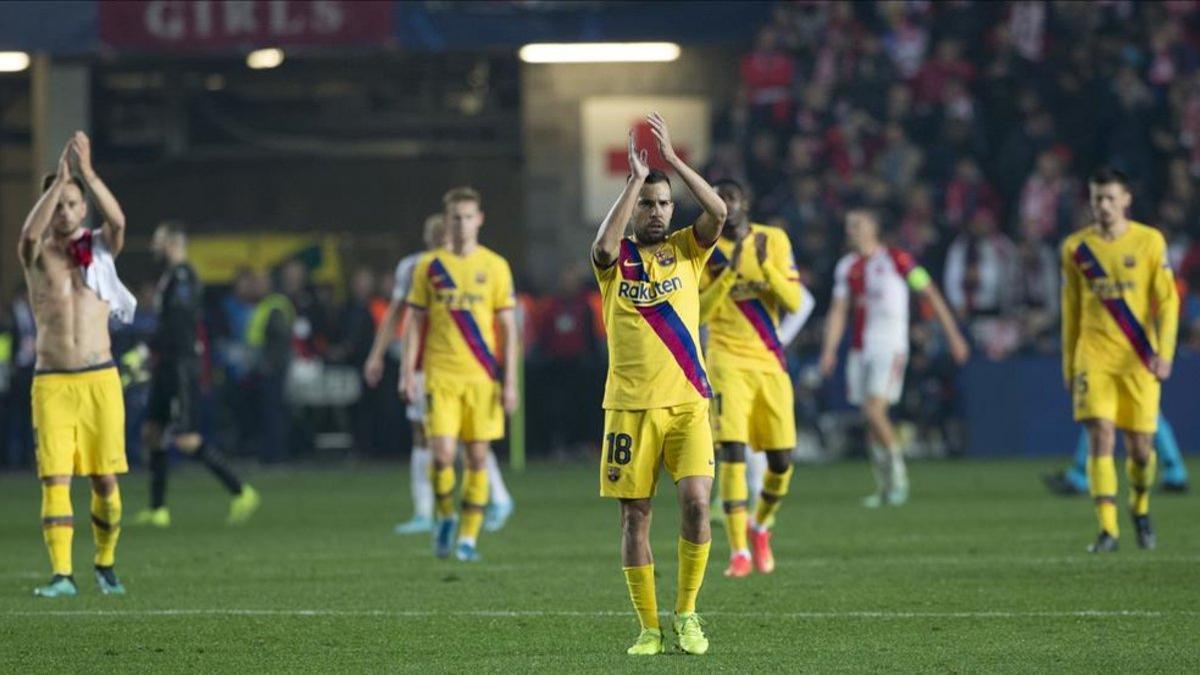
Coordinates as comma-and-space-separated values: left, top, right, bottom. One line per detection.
1, 458, 1197, 672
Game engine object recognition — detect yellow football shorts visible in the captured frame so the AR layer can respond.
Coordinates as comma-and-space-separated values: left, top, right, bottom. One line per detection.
599, 400, 714, 499
1072, 368, 1159, 433
709, 363, 796, 451
33, 365, 127, 478
425, 377, 504, 442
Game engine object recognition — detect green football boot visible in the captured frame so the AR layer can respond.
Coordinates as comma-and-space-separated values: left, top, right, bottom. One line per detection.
673, 612, 709, 655
228, 485, 261, 525
626, 628, 665, 656
33, 574, 78, 598
94, 566, 126, 595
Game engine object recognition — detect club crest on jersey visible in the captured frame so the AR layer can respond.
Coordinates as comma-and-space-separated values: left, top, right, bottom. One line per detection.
607, 467, 620, 482
653, 247, 676, 267
1124, 255, 1136, 268
476, 272, 487, 284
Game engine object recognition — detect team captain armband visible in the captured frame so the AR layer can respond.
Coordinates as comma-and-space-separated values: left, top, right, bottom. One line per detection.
906, 266, 931, 292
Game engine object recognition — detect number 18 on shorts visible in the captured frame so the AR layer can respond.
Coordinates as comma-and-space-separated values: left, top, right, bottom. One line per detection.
598, 401, 715, 499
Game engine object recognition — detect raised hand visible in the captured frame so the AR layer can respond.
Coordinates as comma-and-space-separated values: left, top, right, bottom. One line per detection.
56, 139, 73, 183
72, 131, 94, 178
754, 232, 768, 265
647, 112, 677, 163
628, 130, 649, 180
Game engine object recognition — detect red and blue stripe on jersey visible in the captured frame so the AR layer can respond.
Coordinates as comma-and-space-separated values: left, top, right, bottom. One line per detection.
1072, 242, 1156, 369
620, 239, 712, 398
427, 258, 500, 380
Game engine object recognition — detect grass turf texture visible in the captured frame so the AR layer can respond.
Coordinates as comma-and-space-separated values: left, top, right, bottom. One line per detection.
1, 459, 1197, 672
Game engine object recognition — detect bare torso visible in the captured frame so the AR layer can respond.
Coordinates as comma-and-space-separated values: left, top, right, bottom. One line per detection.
25, 237, 112, 371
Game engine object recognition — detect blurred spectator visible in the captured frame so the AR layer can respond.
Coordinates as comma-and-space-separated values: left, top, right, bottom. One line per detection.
944, 209, 1017, 319
943, 209, 1019, 358
873, 123, 923, 194
740, 27, 796, 129
333, 268, 381, 454
943, 158, 1001, 231
528, 266, 602, 456
896, 184, 939, 259
1013, 220, 1059, 353
1018, 148, 1077, 239
880, 3, 929, 80
913, 39, 975, 106
280, 259, 329, 359
247, 271, 294, 463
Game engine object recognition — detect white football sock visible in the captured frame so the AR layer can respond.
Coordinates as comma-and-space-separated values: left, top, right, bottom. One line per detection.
889, 445, 908, 493
410, 446, 434, 519
869, 443, 892, 494
485, 451, 512, 506
745, 449, 767, 508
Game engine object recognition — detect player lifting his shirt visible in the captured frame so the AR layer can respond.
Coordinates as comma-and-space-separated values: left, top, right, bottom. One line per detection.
592, 113, 726, 656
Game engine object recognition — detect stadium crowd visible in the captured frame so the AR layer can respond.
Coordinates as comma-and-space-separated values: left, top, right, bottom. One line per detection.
3, 1, 1200, 468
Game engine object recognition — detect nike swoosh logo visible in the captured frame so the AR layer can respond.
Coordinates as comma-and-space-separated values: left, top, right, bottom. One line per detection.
622, 259, 643, 267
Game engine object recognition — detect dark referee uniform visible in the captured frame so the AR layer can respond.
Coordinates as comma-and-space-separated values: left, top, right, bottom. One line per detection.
146, 262, 205, 432
142, 259, 246, 515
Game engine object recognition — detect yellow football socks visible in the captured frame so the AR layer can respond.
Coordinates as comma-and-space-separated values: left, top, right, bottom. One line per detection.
91, 487, 122, 567
623, 564, 659, 630
754, 465, 794, 529
1127, 452, 1156, 517
432, 466, 456, 519
42, 483, 73, 576
457, 469, 489, 543
1088, 455, 1119, 537
675, 537, 710, 615
719, 461, 749, 553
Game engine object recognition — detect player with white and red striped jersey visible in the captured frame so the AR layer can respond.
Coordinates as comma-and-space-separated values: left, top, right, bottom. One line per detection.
819, 209, 969, 507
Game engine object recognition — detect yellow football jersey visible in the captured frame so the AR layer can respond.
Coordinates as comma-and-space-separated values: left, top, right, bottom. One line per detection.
407, 245, 515, 382
1061, 221, 1179, 379
593, 226, 715, 410
700, 223, 804, 372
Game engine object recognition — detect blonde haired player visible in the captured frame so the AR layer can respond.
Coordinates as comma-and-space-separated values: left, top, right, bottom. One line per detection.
19, 132, 131, 597
365, 214, 515, 535
1061, 167, 1178, 553
593, 113, 727, 656
700, 178, 809, 578
401, 188, 519, 562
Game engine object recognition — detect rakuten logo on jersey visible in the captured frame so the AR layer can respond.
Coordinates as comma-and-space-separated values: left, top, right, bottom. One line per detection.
435, 291, 486, 310
618, 278, 683, 305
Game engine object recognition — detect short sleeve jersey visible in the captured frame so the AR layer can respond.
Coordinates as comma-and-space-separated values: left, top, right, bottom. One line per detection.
593, 226, 715, 410
1060, 221, 1178, 376
392, 252, 424, 302
832, 247, 918, 354
700, 223, 802, 371
406, 246, 515, 382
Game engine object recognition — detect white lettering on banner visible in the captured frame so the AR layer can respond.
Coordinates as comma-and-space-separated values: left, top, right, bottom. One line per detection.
269, 0, 306, 36
193, 0, 214, 37
224, 1, 257, 35
311, 1, 345, 33
145, 1, 185, 41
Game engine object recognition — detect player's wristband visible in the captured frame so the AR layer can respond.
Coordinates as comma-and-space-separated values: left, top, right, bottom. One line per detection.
907, 266, 932, 292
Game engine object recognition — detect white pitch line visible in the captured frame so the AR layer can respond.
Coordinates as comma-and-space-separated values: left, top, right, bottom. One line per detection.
1, 609, 1193, 619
